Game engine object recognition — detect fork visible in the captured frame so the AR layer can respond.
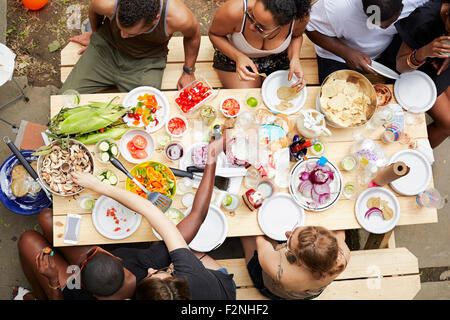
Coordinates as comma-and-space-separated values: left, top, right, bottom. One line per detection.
109, 157, 172, 212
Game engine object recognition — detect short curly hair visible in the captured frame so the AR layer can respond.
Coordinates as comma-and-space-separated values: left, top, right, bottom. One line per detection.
259, 0, 311, 26
117, 0, 161, 28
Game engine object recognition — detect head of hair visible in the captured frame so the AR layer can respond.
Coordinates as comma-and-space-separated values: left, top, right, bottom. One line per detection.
362, 0, 403, 22
136, 277, 191, 300
117, 0, 161, 28
259, 0, 312, 26
286, 226, 342, 280
80, 252, 125, 297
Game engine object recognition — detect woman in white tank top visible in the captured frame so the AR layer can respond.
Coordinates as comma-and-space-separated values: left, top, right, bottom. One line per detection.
209, 0, 311, 89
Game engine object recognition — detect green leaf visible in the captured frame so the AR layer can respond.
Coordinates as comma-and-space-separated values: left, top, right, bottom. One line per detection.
48, 40, 61, 53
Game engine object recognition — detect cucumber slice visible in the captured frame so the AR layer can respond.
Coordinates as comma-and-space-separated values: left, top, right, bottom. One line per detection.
98, 141, 110, 152
110, 145, 119, 157
102, 179, 111, 185
101, 152, 110, 162
105, 170, 112, 179
109, 175, 118, 185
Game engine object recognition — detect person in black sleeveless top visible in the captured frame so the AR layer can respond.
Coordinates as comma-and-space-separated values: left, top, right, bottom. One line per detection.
59, 0, 201, 93
395, 0, 450, 148
15, 134, 233, 300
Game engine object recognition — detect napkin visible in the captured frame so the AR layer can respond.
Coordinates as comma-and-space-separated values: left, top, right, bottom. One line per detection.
0, 43, 16, 86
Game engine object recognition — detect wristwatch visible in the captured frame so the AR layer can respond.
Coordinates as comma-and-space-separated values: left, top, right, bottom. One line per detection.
183, 65, 196, 75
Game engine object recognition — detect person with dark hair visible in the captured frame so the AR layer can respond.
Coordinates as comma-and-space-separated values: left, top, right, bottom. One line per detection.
305, 0, 428, 83
395, 0, 450, 148
240, 226, 350, 300
209, 0, 311, 90
59, 0, 201, 93
14, 133, 233, 300
71, 135, 236, 300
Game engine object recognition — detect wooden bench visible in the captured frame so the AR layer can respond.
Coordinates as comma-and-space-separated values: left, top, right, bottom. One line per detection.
60, 35, 319, 89
217, 248, 421, 300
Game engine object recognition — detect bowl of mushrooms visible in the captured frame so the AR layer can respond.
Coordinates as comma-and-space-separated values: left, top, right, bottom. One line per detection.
37, 139, 94, 196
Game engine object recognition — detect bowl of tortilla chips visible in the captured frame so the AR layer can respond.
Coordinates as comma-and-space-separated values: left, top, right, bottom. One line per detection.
317, 70, 377, 128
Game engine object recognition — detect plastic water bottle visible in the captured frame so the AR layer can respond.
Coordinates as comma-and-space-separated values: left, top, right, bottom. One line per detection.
416, 188, 446, 209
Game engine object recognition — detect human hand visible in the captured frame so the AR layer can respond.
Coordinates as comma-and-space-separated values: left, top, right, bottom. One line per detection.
71, 172, 102, 192
36, 250, 58, 282
432, 57, 450, 76
343, 49, 377, 75
177, 72, 196, 90
422, 36, 450, 59
288, 59, 307, 92
69, 32, 92, 55
235, 54, 258, 81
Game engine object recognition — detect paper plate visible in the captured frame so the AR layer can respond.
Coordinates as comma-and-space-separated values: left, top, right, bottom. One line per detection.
257, 193, 305, 241
119, 129, 154, 164
389, 149, 432, 196
186, 205, 228, 252
262, 70, 307, 115
152, 207, 186, 240
355, 187, 400, 234
121, 86, 170, 133
0, 43, 15, 87
0, 150, 51, 215
92, 195, 142, 240
289, 157, 343, 212
394, 70, 437, 113
368, 61, 400, 80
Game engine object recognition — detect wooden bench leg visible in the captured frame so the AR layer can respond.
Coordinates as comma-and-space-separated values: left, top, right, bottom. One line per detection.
364, 230, 394, 249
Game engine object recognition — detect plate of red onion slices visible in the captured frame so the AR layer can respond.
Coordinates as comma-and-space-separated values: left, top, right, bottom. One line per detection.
289, 157, 343, 212
355, 187, 400, 234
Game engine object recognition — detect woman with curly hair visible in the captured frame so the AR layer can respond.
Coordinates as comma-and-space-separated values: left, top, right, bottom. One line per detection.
209, 0, 311, 90
241, 226, 350, 300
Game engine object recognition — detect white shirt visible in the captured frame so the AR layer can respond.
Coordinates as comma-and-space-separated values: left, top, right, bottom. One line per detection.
306, 0, 429, 63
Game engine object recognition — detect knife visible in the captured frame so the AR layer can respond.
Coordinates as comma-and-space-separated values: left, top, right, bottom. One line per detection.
3, 136, 53, 202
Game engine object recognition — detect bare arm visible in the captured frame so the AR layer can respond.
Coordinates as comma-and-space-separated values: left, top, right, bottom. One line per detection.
176, 132, 227, 243
254, 235, 280, 280
71, 173, 188, 252
287, 17, 309, 90
166, 0, 201, 89
208, 0, 259, 80
305, 30, 376, 74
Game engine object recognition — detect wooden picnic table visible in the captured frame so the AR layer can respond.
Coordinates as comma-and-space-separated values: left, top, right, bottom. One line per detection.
50, 85, 438, 247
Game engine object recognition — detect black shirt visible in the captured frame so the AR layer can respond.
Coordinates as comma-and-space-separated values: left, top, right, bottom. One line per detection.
62, 243, 236, 300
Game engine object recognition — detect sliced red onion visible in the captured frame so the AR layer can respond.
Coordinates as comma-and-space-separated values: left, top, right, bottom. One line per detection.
298, 180, 313, 197
310, 167, 330, 185
318, 193, 331, 205
365, 207, 383, 219
313, 183, 330, 195
300, 171, 310, 181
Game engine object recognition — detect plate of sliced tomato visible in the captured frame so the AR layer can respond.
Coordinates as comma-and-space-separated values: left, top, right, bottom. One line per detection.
166, 115, 188, 138
119, 129, 154, 164
122, 86, 170, 133
126, 161, 176, 199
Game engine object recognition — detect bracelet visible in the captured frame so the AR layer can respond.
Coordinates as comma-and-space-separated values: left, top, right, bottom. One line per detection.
406, 53, 419, 69
411, 49, 425, 66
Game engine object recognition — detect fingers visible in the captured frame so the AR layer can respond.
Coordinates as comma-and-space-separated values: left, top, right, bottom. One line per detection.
77, 47, 87, 55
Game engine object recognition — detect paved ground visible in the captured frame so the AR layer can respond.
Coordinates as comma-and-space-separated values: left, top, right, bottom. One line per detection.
0, 0, 448, 300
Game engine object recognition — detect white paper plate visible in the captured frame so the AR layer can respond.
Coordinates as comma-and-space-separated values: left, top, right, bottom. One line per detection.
152, 207, 186, 240
119, 129, 155, 164
389, 149, 432, 196
368, 61, 400, 80
262, 70, 307, 115
257, 193, 305, 241
186, 205, 228, 252
394, 70, 437, 113
355, 187, 400, 234
92, 196, 142, 240
121, 86, 170, 133
289, 157, 343, 212
0, 43, 16, 87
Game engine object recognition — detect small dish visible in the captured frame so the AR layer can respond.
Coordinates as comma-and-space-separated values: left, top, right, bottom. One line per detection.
95, 139, 120, 164
119, 129, 154, 164
166, 115, 189, 138
220, 96, 241, 118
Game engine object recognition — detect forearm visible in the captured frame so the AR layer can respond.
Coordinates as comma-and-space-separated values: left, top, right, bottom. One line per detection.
177, 153, 218, 243
288, 35, 303, 62
88, 5, 103, 32
305, 30, 350, 60
47, 278, 64, 300
183, 27, 201, 70
98, 184, 187, 250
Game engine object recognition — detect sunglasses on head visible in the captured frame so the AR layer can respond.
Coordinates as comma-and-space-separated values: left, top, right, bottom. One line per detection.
245, 10, 281, 40
72, 246, 123, 281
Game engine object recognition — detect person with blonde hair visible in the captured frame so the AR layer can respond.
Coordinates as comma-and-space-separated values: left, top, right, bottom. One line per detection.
241, 225, 350, 300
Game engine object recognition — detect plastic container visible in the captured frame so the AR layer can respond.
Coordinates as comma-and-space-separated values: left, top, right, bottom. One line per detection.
77, 195, 95, 211
96, 169, 119, 186
166, 115, 189, 138
174, 75, 217, 115
220, 96, 242, 118
200, 105, 217, 126
341, 154, 359, 172
164, 142, 184, 161
416, 188, 446, 209
221, 194, 240, 211
63, 89, 80, 109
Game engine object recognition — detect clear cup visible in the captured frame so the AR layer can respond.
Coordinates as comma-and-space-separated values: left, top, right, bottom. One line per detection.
63, 89, 80, 109
244, 166, 261, 189
341, 154, 359, 172
221, 193, 241, 211
77, 195, 95, 211
342, 182, 359, 200
177, 177, 193, 194
416, 188, 446, 209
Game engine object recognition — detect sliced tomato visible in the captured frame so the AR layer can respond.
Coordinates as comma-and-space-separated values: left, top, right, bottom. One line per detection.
222, 98, 240, 116
133, 149, 148, 159
168, 117, 186, 135
132, 135, 147, 150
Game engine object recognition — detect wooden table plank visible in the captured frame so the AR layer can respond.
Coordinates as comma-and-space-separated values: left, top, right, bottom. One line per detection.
50, 86, 438, 247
